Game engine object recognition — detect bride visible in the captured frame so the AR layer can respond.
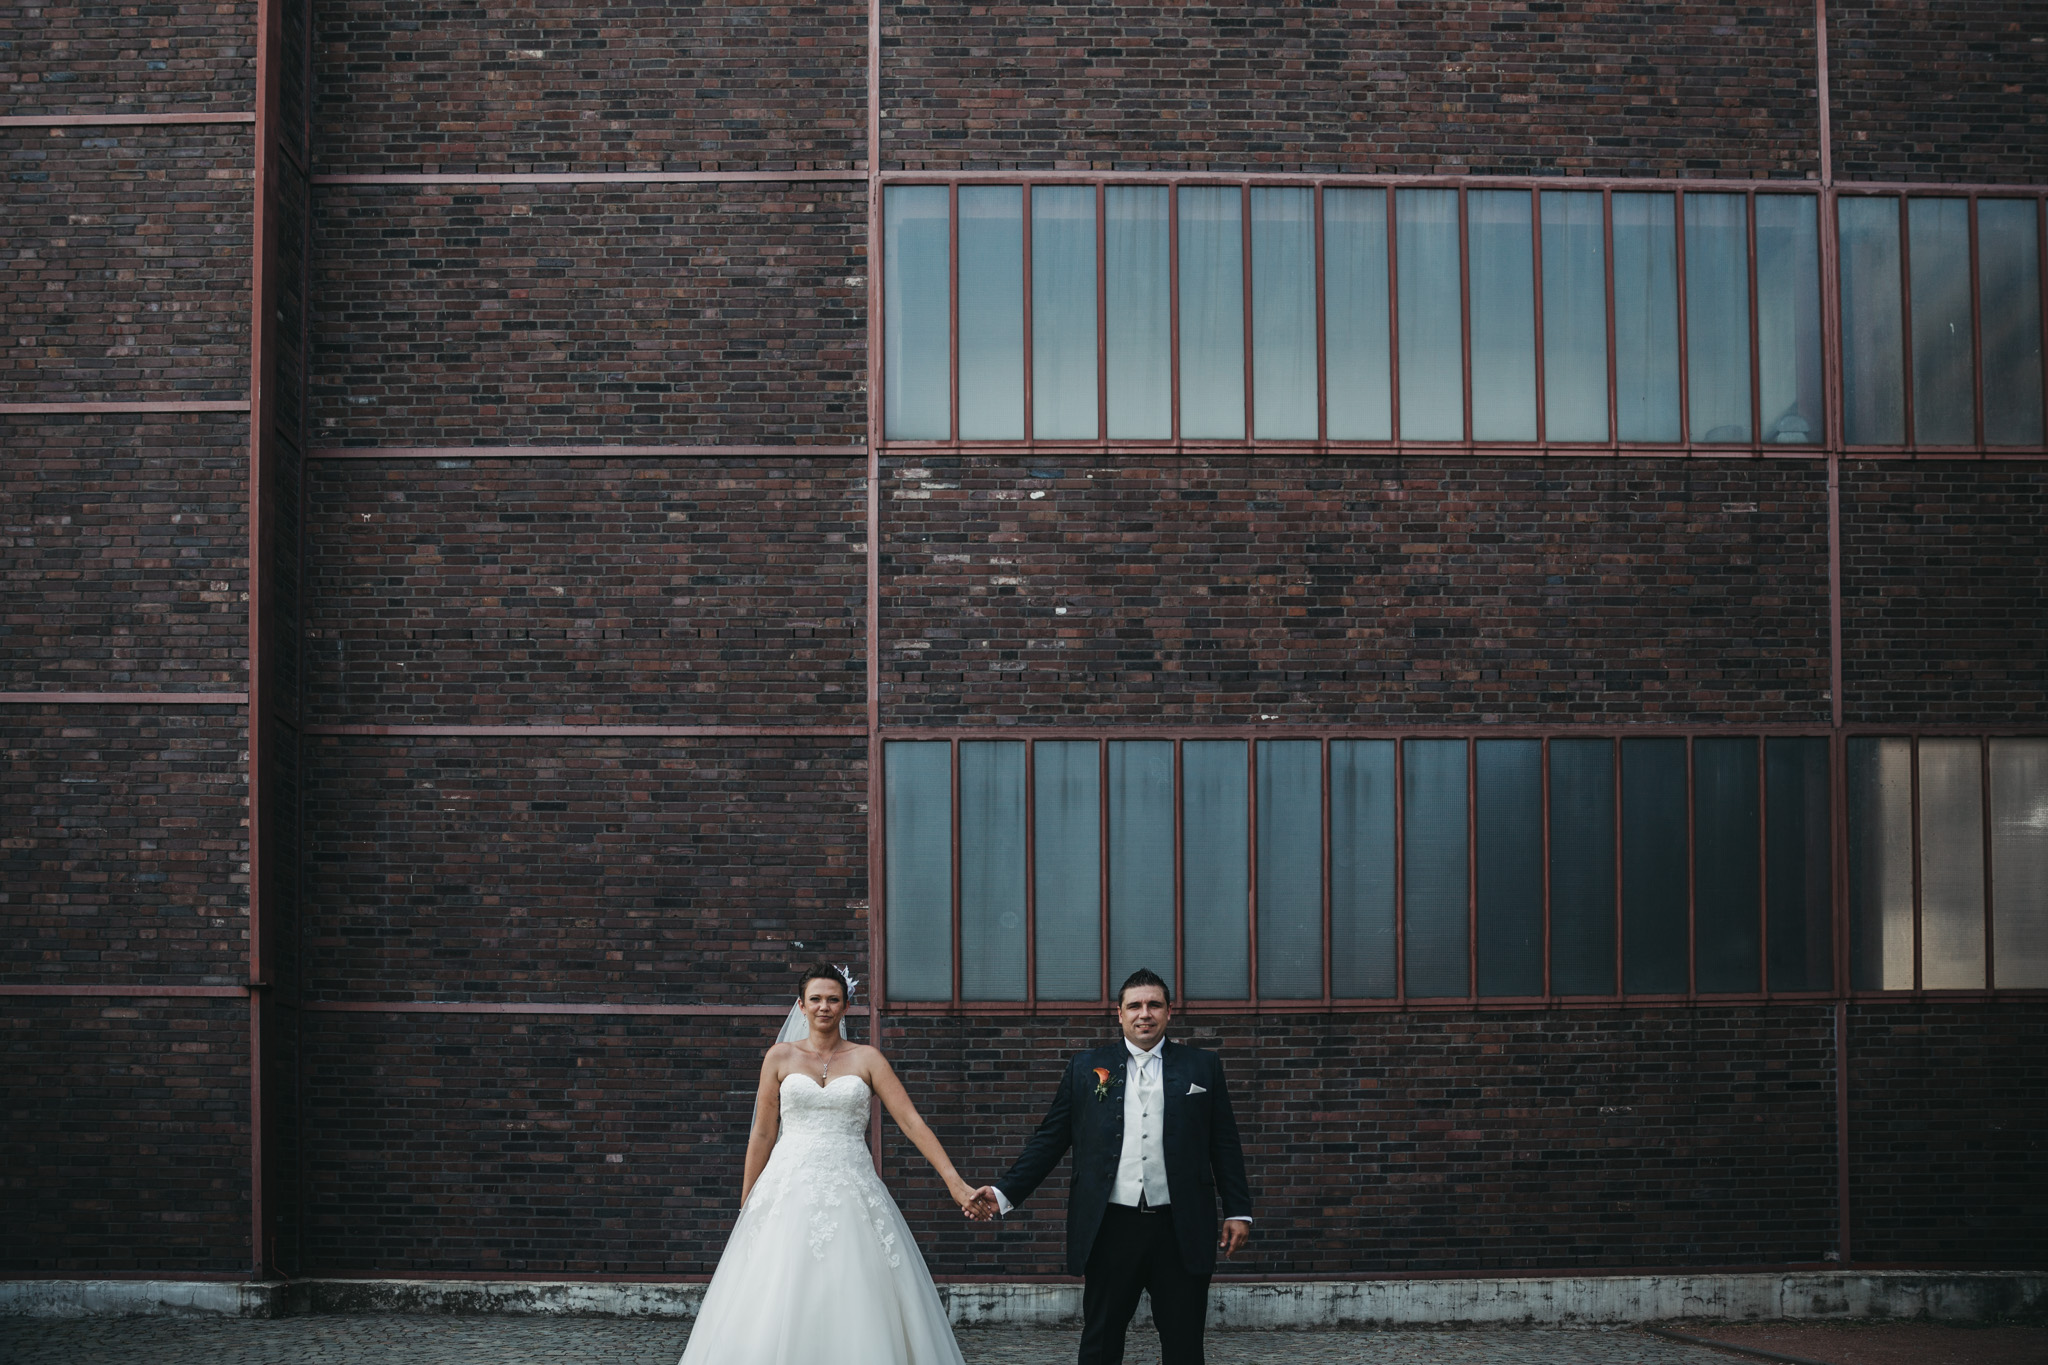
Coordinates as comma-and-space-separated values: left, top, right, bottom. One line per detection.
679, 963, 987, 1365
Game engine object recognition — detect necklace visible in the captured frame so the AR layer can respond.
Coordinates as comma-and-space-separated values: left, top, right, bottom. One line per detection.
800, 1040, 843, 1082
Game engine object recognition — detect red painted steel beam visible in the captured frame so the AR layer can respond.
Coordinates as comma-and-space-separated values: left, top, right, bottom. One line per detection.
865, 0, 886, 1169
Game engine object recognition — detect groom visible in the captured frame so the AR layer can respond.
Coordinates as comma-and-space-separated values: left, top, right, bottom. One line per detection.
971, 968, 1253, 1365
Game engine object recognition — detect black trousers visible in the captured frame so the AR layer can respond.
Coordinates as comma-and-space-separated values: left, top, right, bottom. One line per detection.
1078, 1204, 1211, 1365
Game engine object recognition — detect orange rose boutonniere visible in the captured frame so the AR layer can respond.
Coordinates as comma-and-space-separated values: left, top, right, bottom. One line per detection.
1092, 1066, 1115, 1102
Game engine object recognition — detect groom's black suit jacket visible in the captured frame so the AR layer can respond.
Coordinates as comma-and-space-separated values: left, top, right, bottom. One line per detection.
993, 1039, 1253, 1278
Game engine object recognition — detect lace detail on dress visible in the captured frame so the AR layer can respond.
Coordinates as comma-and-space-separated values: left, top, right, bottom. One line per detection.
745, 1074, 903, 1268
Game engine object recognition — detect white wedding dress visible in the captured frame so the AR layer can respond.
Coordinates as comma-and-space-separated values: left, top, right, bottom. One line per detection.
678, 1073, 966, 1365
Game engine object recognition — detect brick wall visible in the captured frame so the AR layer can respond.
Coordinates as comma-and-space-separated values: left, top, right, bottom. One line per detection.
2, 414, 248, 692
1841, 463, 2048, 725
0, 0, 255, 115
2, 131, 251, 402
310, 184, 865, 446
883, 0, 1820, 177
302, 737, 867, 1003
1829, 2, 2048, 185
314, 0, 865, 174
1848, 1001, 2047, 1265
882, 456, 1832, 725
0, 997, 250, 1274
306, 457, 864, 725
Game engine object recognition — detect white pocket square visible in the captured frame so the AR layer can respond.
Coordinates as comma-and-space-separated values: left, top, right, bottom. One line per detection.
1186, 1083, 1207, 1095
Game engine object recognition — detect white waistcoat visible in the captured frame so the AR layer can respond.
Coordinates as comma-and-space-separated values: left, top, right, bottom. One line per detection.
1109, 1050, 1172, 1208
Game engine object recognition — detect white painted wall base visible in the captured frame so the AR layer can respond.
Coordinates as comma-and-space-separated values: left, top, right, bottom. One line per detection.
4, 1271, 2041, 1327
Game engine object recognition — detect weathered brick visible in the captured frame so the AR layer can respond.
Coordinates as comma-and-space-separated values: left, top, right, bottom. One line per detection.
0, 0, 256, 115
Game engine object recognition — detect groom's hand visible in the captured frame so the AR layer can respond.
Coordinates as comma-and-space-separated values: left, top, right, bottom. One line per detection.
1218, 1219, 1249, 1259
965, 1186, 1002, 1220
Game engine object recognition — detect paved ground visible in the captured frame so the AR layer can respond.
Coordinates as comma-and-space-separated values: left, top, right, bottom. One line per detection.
1675, 1321, 2048, 1365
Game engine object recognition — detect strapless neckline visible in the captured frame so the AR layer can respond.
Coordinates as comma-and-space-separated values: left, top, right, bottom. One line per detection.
783, 1072, 869, 1093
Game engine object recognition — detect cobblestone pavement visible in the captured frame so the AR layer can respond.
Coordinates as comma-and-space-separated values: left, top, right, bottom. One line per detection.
0, 1317, 1745, 1365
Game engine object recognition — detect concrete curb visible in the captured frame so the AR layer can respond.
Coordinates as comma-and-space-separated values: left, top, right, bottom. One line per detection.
4, 1271, 2041, 1325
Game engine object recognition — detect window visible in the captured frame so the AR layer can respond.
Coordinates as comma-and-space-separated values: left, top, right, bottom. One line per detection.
881, 733, 1861, 1007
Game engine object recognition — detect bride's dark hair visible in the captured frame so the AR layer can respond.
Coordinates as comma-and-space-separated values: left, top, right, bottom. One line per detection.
796, 961, 851, 1001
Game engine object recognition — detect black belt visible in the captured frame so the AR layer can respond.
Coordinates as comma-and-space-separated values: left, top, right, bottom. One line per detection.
1113, 1195, 1171, 1215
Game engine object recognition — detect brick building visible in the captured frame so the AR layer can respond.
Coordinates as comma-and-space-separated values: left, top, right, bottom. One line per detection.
4, 0, 2045, 1289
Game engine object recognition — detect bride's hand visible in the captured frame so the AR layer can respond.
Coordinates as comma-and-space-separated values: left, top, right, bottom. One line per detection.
950, 1178, 994, 1221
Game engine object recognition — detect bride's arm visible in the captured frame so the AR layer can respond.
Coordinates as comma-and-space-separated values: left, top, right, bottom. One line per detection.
862, 1049, 981, 1214
739, 1048, 785, 1206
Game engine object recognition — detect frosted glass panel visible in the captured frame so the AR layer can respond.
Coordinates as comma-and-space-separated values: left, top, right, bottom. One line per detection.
1331, 740, 1396, 997
1622, 738, 1688, 994
1693, 737, 1760, 994
1541, 190, 1610, 443
1918, 739, 1986, 989
1766, 737, 1833, 992
960, 741, 1025, 1000
1396, 189, 1465, 441
1468, 190, 1537, 441
1183, 741, 1249, 998
1251, 188, 1317, 439
1990, 739, 2048, 988
1257, 740, 1323, 999
1032, 186, 1100, 440
1685, 193, 1753, 443
885, 741, 953, 1001
1325, 189, 1392, 440
1549, 738, 1617, 995
1403, 738, 1469, 997
1839, 196, 1905, 445
1475, 739, 1542, 997
1109, 740, 1175, 993
1909, 199, 1975, 446
885, 186, 951, 440
959, 187, 1024, 440
1978, 199, 2044, 446
1178, 187, 1246, 439
1613, 193, 1681, 442
1755, 195, 1824, 445
1848, 737, 1915, 990
1034, 741, 1102, 1001
1106, 187, 1172, 438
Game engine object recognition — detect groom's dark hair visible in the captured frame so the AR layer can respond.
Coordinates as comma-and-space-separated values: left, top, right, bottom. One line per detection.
1116, 967, 1172, 1007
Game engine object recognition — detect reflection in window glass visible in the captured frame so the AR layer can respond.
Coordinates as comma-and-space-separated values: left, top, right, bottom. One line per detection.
1977, 199, 2045, 447
1033, 741, 1101, 1000
1252, 188, 1317, 440
1178, 187, 1246, 439
1613, 193, 1681, 442
884, 741, 953, 1000
1331, 740, 1397, 997
1848, 737, 1915, 990
1755, 195, 1824, 445
1766, 737, 1833, 992
1990, 739, 2048, 988
1396, 189, 1465, 441
1693, 737, 1760, 993
1325, 189, 1392, 441
1468, 190, 1537, 441
958, 187, 1023, 440
1032, 186, 1099, 440
1622, 737, 1688, 993
1839, 197, 1905, 445
1106, 187, 1172, 439
1182, 740, 1249, 998
1685, 193, 1753, 443
1108, 740, 1175, 992
1257, 740, 1323, 998
1476, 739, 1542, 996
1549, 739, 1617, 995
884, 186, 951, 440
1540, 191, 1610, 444
1909, 199, 1976, 446
1918, 738, 1986, 989
1403, 738, 1469, 997
960, 741, 1025, 1000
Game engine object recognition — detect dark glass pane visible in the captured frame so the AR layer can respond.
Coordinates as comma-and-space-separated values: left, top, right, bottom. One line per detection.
1476, 739, 1543, 997
1838, 197, 1905, 445
1684, 193, 1754, 443
1468, 189, 1537, 441
1978, 199, 2045, 447
960, 741, 1026, 1001
1693, 737, 1761, 993
1990, 739, 2048, 988
1331, 740, 1397, 997
1403, 738, 1470, 997
958, 186, 1024, 439
1622, 738, 1688, 993
1540, 190, 1610, 443
1109, 740, 1175, 994
1182, 740, 1249, 999
1106, 187, 1172, 439
1324, 189, 1392, 440
1847, 736, 1914, 990
1033, 741, 1101, 1000
1396, 189, 1465, 441
1178, 186, 1246, 439
1907, 198, 1975, 446
1755, 195, 1824, 444
1613, 192, 1681, 442
884, 186, 951, 440
1766, 737, 1833, 992
884, 741, 953, 1001
1251, 187, 1318, 440
1549, 738, 1617, 995
1257, 740, 1323, 999
1032, 185, 1100, 440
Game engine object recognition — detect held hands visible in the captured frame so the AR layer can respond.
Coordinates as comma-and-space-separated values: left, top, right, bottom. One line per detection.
950, 1179, 999, 1222
1217, 1219, 1249, 1259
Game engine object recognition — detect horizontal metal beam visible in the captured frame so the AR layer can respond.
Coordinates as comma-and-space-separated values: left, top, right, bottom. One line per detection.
309, 443, 866, 461
0, 112, 254, 128
314, 170, 865, 187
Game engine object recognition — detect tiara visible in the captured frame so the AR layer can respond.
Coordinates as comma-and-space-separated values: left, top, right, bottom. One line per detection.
835, 965, 860, 1000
